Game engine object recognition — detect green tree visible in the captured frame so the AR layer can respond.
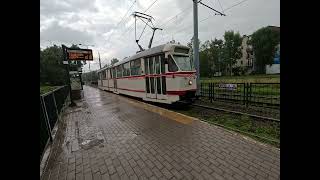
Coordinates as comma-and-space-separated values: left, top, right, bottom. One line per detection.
250, 27, 280, 73
208, 39, 224, 76
222, 30, 242, 76
199, 40, 211, 77
110, 58, 119, 65
40, 45, 67, 85
40, 44, 85, 86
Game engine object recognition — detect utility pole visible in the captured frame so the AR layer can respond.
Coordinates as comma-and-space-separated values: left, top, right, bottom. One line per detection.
98, 51, 102, 69
193, 0, 200, 96
62, 44, 76, 107
192, 0, 225, 96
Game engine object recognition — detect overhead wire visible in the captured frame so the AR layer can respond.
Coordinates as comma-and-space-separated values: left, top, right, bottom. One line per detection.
121, 0, 160, 36
155, 0, 251, 44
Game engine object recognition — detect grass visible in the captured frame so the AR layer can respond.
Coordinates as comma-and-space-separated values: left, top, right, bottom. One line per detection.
175, 107, 280, 147
40, 86, 60, 95
201, 74, 280, 83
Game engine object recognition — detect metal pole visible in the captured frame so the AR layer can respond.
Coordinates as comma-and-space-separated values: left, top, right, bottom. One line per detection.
98, 51, 101, 69
41, 96, 53, 142
193, 0, 200, 96
52, 92, 60, 122
62, 44, 76, 107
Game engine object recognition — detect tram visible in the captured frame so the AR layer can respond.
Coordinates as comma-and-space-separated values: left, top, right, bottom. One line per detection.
97, 43, 197, 104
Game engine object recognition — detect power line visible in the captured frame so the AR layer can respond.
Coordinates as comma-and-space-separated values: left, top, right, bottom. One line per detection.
223, 0, 250, 12
142, 5, 193, 43
143, 0, 159, 13
216, 0, 224, 13
121, 0, 160, 37
169, 0, 250, 44
104, 0, 137, 44
117, 0, 137, 27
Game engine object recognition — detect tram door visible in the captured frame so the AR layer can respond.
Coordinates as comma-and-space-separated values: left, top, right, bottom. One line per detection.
145, 55, 166, 99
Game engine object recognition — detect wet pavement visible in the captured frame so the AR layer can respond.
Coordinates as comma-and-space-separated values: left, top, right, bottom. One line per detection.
42, 85, 280, 180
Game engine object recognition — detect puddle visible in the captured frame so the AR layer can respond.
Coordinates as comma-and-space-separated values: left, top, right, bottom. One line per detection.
80, 139, 104, 150
79, 131, 105, 150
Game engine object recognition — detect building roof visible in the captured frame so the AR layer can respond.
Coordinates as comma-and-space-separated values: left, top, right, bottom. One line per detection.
267, 26, 280, 32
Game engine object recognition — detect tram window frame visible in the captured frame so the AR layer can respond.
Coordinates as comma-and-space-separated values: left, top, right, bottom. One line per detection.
131, 59, 141, 76
149, 57, 154, 74
155, 56, 160, 74
102, 70, 107, 79
168, 55, 178, 72
160, 55, 165, 74
123, 62, 131, 77
108, 69, 111, 79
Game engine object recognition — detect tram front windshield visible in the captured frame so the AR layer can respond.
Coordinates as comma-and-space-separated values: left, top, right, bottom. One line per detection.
172, 55, 194, 71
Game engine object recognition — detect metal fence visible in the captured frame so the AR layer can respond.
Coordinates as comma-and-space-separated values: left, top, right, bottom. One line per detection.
200, 82, 280, 109
40, 86, 69, 161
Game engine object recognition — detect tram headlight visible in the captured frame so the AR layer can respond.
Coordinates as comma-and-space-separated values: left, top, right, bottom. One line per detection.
188, 80, 192, 85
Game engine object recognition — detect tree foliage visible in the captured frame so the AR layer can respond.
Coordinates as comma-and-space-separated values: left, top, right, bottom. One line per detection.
40, 44, 83, 86
250, 27, 280, 73
110, 58, 119, 65
40, 45, 67, 85
222, 30, 243, 76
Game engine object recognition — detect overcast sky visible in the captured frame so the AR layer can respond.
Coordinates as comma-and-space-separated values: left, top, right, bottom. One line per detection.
40, 0, 280, 72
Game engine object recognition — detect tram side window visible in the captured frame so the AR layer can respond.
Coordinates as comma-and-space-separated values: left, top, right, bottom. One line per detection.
131, 59, 141, 76
116, 65, 123, 78
168, 55, 178, 72
123, 62, 130, 76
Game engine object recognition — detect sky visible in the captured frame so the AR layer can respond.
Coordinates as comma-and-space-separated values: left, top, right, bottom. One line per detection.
40, 0, 280, 72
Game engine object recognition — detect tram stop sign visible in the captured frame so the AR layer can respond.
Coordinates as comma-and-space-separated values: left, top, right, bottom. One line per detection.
66, 48, 93, 61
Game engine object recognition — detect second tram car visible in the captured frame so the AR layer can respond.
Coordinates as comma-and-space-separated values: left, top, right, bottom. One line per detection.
97, 43, 196, 104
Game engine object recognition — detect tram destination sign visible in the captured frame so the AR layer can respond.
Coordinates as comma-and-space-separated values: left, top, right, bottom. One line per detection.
66, 48, 93, 61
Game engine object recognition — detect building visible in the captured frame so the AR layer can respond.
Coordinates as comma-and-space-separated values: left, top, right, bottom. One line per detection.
266, 43, 280, 74
237, 26, 280, 75
234, 35, 254, 75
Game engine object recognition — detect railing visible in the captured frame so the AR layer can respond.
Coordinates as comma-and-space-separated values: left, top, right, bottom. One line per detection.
200, 82, 280, 109
40, 86, 69, 162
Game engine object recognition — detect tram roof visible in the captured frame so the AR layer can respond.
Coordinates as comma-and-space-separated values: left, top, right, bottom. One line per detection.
97, 43, 189, 72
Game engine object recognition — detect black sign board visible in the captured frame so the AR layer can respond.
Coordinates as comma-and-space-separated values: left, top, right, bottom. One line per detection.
66, 48, 93, 61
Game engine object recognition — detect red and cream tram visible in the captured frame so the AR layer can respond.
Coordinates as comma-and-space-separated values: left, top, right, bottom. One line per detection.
97, 43, 196, 104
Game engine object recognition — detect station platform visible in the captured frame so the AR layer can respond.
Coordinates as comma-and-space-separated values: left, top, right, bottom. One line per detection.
42, 85, 280, 180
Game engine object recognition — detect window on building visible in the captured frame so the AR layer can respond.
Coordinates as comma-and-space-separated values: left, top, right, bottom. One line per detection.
131, 59, 141, 75
123, 62, 130, 76
116, 65, 123, 78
